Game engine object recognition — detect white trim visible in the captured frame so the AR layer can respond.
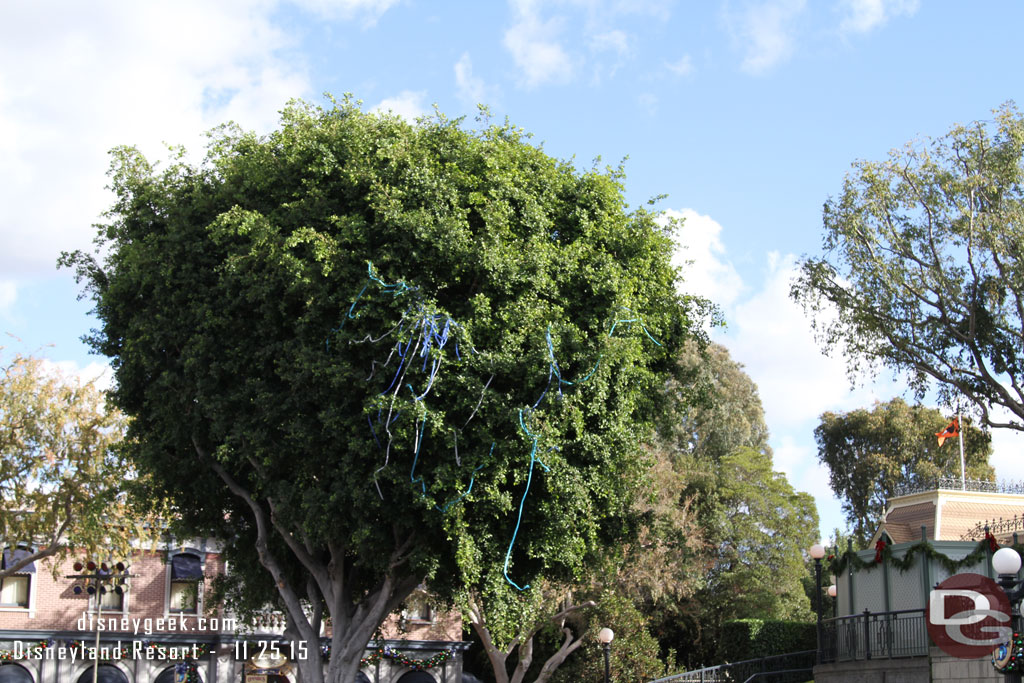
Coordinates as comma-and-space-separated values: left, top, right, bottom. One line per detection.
0, 572, 36, 616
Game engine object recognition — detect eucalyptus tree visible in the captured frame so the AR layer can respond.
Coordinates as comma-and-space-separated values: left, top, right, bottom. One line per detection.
815, 398, 993, 544
793, 103, 1024, 431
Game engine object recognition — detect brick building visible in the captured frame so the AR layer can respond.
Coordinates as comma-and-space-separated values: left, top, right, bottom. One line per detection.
0, 544, 466, 683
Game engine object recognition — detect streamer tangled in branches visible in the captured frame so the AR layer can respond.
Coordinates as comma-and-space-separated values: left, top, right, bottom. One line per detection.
328, 262, 662, 589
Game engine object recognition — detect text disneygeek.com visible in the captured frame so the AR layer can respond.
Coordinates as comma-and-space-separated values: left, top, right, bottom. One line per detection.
76, 612, 235, 635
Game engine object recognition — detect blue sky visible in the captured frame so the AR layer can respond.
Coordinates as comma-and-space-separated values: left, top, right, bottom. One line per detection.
3, 0, 1024, 541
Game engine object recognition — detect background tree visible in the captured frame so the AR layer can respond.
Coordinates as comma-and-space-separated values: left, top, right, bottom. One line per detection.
814, 397, 993, 544
62, 98, 704, 683
0, 352, 144, 577
792, 103, 1024, 432
694, 447, 818, 631
548, 589, 664, 683
644, 343, 817, 669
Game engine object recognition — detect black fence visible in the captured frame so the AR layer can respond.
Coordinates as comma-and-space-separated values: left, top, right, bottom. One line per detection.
892, 477, 1024, 498
819, 608, 929, 663
649, 650, 815, 683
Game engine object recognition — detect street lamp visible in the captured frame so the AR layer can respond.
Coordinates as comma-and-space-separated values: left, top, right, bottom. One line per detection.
828, 584, 838, 619
809, 543, 826, 664
992, 547, 1024, 681
597, 627, 614, 683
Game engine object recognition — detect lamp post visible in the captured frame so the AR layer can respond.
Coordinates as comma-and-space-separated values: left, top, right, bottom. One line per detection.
597, 627, 614, 683
809, 543, 826, 664
993, 547, 1024, 682
828, 584, 838, 620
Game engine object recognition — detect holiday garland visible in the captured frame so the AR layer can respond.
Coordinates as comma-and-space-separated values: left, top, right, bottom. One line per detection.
828, 535, 1023, 576
319, 643, 456, 671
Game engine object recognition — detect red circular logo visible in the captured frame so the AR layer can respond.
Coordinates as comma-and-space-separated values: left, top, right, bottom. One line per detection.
927, 572, 1012, 659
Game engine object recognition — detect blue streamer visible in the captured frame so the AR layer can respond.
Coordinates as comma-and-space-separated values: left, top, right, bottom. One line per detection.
436, 446, 491, 512
503, 410, 550, 591
368, 416, 382, 450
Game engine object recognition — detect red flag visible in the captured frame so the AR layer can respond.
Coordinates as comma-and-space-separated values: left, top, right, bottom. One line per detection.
936, 418, 960, 447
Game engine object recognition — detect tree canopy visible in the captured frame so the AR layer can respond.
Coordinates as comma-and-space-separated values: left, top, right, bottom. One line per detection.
815, 397, 993, 544
640, 342, 817, 669
62, 98, 706, 683
792, 103, 1024, 431
0, 353, 143, 577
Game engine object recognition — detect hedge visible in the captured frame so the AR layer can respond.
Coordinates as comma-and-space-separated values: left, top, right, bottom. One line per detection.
718, 619, 816, 662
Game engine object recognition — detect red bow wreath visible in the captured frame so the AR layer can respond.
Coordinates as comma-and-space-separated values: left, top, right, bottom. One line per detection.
874, 539, 887, 563
986, 530, 999, 553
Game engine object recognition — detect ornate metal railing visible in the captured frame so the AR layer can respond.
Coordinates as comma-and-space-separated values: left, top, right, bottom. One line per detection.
819, 609, 928, 663
960, 516, 1024, 541
891, 478, 1024, 498
649, 650, 815, 683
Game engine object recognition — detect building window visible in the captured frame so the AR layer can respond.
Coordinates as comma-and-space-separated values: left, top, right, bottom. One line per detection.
97, 584, 125, 612
0, 547, 34, 609
168, 551, 203, 614
169, 580, 199, 613
403, 591, 434, 623
0, 575, 29, 608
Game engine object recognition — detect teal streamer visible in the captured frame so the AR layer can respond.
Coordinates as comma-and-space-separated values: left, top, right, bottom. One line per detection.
503, 410, 550, 591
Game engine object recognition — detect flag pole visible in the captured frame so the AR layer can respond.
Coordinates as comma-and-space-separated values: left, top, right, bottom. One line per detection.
958, 410, 966, 491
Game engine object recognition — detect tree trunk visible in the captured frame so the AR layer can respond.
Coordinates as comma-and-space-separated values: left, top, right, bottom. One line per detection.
467, 591, 595, 683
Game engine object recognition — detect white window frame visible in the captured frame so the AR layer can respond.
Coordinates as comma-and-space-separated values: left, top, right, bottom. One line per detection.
0, 573, 33, 611
401, 590, 435, 624
165, 549, 205, 617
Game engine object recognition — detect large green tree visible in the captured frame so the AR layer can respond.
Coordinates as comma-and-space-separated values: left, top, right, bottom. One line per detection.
792, 103, 1024, 431
641, 343, 817, 669
0, 352, 148, 577
62, 99, 704, 683
815, 398, 993, 544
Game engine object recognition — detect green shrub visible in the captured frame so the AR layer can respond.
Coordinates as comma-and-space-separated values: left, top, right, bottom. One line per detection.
718, 619, 816, 662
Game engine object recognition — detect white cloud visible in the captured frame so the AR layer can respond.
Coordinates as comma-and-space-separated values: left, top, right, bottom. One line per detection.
454, 53, 498, 108
504, 0, 575, 87
0, 0, 313, 278
289, 0, 400, 25
668, 209, 744, 310
54, 360, 116, 392
371, 90, 428, 121
590, 29, 630, 56
838, 0, 919, 34
35, 357, 115, 392
726, 0, 807, 75
669, 206, 903, 534
726, 251, 900, 427
0, 281, 16, 316
666, 54, 695, 77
